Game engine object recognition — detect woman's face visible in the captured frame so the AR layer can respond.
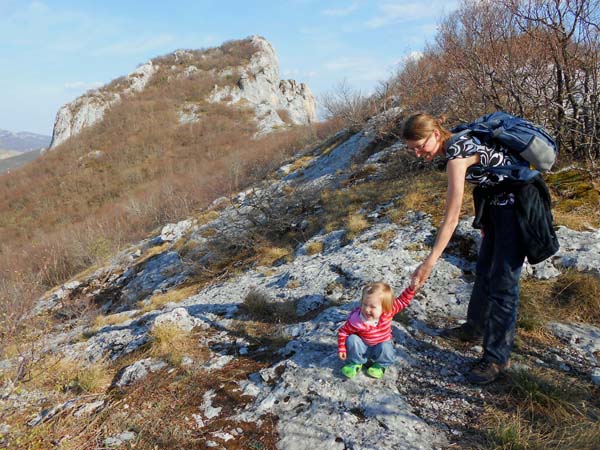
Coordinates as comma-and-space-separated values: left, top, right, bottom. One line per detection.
406, 129, 441, 161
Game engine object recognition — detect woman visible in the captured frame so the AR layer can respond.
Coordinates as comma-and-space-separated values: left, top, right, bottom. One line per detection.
402, 113, 528, 385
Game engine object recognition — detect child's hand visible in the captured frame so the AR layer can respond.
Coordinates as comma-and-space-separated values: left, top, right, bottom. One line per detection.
409, 278, 419, 292
338, 351, 347, 360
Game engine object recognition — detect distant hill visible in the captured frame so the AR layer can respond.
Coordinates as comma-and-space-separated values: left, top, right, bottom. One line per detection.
0, 128, 51, 152
0, 150, 20, 159
0, 148, 43, 174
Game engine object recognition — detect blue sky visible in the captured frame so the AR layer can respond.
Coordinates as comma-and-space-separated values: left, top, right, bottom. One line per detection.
0, 0, 458, 135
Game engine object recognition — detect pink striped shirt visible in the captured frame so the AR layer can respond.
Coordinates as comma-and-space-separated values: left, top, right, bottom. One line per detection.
338, 287, 415, 353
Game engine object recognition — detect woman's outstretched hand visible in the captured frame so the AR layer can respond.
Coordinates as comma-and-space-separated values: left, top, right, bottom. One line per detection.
410, 260, 434, 290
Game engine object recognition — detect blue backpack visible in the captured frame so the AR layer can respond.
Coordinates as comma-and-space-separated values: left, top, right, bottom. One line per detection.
451, 112, 558, 173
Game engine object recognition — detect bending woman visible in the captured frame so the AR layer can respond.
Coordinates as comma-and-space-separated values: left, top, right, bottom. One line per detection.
403, 113, 533, 385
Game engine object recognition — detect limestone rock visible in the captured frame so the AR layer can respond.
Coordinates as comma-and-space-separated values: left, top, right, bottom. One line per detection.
152, 307, 203, 332
120, 251, 189, 304
160, 219, 194, 242
113, 358, 167, 387
105, 431, 137, 447
50, 62, 158, 149
209, 35, 317, 134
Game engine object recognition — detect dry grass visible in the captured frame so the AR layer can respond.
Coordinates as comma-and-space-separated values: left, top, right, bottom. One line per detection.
371, 229, 396, 250
482, 366, 600, 450
287, 155, 314, 173
20, 354, 113, 395
345, 213, 369, 238
148, 324, 206, 366
256, 246, 292, 267
93, 312, 133, 330
195, 209, 221, 225
519, 271, 600, 331
305, 241, 324, 255
3, 358, 278, 450
546, 168, 600, 230
138, 284, 200, 314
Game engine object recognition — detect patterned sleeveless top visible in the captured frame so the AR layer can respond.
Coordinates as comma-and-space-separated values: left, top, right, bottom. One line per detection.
445, 134, 522, 205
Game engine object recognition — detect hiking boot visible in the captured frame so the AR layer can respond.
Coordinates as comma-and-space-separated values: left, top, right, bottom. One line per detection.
366, 363, 386, 379
341, 363, 362, 379
467, 359, 506, 385
439, 323, 482, 343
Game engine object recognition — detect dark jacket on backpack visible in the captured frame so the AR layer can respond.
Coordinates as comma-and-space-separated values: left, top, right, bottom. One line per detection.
472, 174, 559, 265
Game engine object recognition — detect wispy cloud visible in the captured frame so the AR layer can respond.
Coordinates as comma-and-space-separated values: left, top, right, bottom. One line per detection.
366, 1, 455, 29
282, 68, 318, 79
323, 56, 392, 85
321, 3, 359, 16
92, 33, 176, 57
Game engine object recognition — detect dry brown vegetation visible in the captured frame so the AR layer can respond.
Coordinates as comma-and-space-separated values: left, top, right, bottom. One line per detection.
374, 0, 600, 166
0, 37, 343, 350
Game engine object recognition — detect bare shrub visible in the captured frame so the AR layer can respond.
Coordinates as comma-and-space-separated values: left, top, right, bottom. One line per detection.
320, 79, 378, 131
390, 0, 600, 165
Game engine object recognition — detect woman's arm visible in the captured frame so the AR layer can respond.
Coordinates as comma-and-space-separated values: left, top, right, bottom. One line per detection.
410, 156, 477, 288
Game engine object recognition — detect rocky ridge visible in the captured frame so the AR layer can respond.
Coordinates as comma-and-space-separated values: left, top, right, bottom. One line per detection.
2, 112, 599, 448
49, 36, 316, 149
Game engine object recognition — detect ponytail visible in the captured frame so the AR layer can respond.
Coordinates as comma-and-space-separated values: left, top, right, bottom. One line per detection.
402, 113, 452, 148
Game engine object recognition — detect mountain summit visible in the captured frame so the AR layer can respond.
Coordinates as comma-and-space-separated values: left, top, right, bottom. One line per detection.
49, 36, 317, 149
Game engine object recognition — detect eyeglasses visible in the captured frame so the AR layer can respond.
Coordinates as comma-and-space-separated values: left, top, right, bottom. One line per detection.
407, 133, 433, 153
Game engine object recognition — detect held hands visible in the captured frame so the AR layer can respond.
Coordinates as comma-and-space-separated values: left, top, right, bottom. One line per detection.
338, 351, 347, 360
410, 259, 434, 291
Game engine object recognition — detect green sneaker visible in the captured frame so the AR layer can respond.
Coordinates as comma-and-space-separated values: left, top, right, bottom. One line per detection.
367, 363, 386, 379
341, 363, 362, 379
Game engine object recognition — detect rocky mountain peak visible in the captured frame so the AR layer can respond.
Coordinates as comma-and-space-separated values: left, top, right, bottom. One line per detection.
48, 36, 317, 150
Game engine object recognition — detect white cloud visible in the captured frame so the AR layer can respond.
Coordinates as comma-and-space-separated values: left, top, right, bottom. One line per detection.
322, 56, 391, 86
321, 3, 359, 16
405, 50, 423, 61
282, 68, 318, 80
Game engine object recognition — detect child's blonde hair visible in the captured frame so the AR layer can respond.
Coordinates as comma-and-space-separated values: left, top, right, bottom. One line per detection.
361, 282, 394, 314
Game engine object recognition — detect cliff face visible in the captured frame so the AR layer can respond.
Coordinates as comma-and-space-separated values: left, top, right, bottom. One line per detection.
209, 36, 317, 134
49, 36, 317, 149
50, 62, 157, 149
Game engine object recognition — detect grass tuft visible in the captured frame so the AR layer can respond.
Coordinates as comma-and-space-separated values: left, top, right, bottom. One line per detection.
519, 271, 600, 329
305, 241, 324, 255
256, 246, 292, 267
149, 324, 202, 366
345, 213, 369, 239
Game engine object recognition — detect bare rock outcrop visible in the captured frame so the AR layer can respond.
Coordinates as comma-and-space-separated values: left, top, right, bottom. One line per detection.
49, 62, 158, 149
209, 35, 317, 134
49, 36, 317, 149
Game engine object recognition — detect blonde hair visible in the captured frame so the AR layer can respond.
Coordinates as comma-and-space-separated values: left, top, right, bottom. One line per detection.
361, 282, 394, 314
402, 113, 452, 149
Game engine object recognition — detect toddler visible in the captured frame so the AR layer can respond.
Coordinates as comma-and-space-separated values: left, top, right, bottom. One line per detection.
338, 282, 415, 379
